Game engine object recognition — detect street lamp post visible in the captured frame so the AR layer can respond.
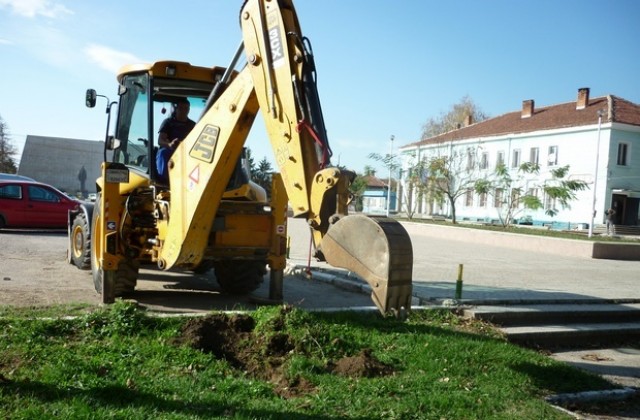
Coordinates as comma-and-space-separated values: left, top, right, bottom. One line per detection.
588, 110, 605, 238
386, 135, 394, 217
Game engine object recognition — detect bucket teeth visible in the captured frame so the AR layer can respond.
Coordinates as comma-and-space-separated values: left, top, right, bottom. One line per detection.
319, 215, 413, 316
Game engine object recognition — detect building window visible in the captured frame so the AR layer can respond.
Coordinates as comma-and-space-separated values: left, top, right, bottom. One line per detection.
511, 149, 521, 168
496, 151, 505, 168
617, 143, 629, 166
529, 147, 539, 165
465, 189, 474, 207
544, 193, 556, 211
480, 152, 489, 170
494, 188, 503, 208
466, 149, 475, 171
479, 192, 487, 207
547, 146, 558, 166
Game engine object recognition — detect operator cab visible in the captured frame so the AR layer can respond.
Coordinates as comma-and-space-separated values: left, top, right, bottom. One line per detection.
112, 63, 220, 180
87, 61, 251, 186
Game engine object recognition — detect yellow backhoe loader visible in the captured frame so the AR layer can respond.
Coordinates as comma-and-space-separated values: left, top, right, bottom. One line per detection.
67, 0, 413, 316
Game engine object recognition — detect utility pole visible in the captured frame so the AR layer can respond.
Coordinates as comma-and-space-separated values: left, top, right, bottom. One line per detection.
386, 135, 394, 217
588, 109, 605, 238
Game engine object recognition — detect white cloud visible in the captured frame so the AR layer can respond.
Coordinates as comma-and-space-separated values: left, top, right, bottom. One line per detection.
0, 38, 13, 45
84, 44, 145, 74
0, 0, 72, 18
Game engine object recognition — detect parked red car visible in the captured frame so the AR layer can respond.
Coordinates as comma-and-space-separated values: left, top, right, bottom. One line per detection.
0, 180, 81, 229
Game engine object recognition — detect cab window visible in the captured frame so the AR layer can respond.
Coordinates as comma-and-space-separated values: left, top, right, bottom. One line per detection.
114, 73, 151, 172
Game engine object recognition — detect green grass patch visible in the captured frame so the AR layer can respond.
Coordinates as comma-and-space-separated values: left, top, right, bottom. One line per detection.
0, 301, 615, 419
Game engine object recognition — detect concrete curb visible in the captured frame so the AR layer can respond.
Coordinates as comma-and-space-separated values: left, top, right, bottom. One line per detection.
286, 263, 640, 308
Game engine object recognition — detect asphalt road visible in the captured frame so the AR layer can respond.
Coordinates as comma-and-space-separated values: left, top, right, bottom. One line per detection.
2, 219, 640, 310
0, 224, 374, 312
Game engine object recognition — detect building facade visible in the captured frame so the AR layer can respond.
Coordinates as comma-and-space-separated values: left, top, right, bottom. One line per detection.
399, 88, 640, 228
360, 175, 397, 215
18, 135, 105, 197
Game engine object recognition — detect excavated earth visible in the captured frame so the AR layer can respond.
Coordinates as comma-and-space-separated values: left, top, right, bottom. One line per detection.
172, 308, 394, 398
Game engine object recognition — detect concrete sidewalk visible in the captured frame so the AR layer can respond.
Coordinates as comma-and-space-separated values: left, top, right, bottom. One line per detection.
286, 218, 640, 305
401, 221, 640, 305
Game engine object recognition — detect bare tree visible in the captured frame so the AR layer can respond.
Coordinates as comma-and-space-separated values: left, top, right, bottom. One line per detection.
421, 95, 489, 139
0, 115, 18, 173
426, 146, 482, 223
368, 150, 433, 220
398, 155, 430, 219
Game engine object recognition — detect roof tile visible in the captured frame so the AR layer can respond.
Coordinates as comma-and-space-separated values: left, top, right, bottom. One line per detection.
407, 95, 640, 147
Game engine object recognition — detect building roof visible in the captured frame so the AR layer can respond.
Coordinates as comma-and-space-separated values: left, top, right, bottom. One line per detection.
361, 174, 397, 189
406, 92, 640, 148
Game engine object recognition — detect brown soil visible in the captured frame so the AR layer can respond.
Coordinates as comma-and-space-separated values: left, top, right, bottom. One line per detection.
329, 348, 395, 378
173, 308, 394, 398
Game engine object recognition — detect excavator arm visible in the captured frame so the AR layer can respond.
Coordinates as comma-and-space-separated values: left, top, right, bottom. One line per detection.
159, 0, 413, 315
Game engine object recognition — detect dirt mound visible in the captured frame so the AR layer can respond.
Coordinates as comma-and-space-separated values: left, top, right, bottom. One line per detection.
330, 348, 394, 378
174, 310, 394, 398
177, 313, 255, 367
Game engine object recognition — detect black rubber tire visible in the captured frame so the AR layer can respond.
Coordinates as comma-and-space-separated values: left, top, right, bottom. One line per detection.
114, 258, 139, 295
70, 211, 91, 270
192, 260, 214, 274
213, 260, 266, 295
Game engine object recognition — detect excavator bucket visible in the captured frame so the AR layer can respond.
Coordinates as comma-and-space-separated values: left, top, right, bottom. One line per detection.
319, 215, 413, 316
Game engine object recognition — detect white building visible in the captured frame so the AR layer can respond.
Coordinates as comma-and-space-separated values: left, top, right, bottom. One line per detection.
399, 88, 640, 229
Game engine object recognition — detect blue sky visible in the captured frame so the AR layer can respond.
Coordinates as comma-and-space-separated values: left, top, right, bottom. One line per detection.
1, 0, 639, 176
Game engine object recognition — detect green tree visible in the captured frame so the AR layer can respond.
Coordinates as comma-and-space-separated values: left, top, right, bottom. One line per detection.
245, 147, 256, 174
0, 115, 18, 173
245, 148, 273, 197
362, 165, 376, 176
252, 157, 273, 197
474, 163, 588, 228
421, 95, 489, 139
349, 174, 368, 212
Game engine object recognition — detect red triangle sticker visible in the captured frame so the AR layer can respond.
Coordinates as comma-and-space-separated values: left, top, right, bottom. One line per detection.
189, 166, 200, 184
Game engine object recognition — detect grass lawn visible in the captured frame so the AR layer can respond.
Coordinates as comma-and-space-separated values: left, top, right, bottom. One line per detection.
0, 301, 616, 419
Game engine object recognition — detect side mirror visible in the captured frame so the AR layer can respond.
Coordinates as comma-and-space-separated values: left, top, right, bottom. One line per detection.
85, 89, 97, 108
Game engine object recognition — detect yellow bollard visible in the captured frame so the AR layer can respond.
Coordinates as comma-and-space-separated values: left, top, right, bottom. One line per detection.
455, 264, 464, 300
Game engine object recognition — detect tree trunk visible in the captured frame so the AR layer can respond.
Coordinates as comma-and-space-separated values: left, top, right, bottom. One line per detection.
449, 195, 457, 224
